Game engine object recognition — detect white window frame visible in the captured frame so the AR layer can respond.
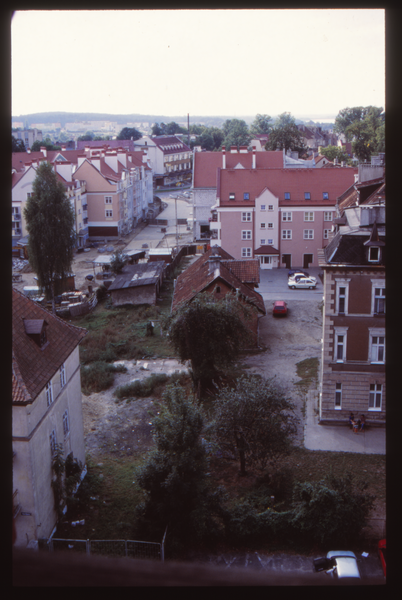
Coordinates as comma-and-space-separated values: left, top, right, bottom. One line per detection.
105, 209, 113, 218
268, 205, 274, 211
241, 230, 252, 240
303, 229, 314, 240
369, 329, 385, 364
46, 380, 53, 406
260, 239, 266, 246
63, 410, 70, 436
335, 278, 350, 315
371, 280, 385, 315
260, 222, 266, 229
335, 383, 342, 409
323, 229, 331, 239
267, 238, 273, 245
282, 229, 292, 240
60, 363, 66, 388
369, 383, 382, 411
241, 212, 252, 222
105, 196, 113, 204
260, 204, 266, 211
334, 327, 348, 363
229, 193, 235, 200
304, 211, 314, 221
282, 211, 292, 222
324, 211, 333, 221
268, 223, 274, 229
241, 247, 252, 258
368, 246, 381, 263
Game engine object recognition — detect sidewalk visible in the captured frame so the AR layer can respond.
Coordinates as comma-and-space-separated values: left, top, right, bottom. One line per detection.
304, 390, 385, 454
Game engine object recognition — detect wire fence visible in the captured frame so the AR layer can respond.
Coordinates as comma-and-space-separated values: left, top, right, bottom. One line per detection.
47, 536, 164, 561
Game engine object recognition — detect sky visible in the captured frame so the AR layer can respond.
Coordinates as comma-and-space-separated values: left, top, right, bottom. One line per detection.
11, 9, 385, 121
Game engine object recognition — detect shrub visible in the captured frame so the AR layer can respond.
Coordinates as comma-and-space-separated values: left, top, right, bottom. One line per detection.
114, 373, 169, 400
81, 361, 127, 395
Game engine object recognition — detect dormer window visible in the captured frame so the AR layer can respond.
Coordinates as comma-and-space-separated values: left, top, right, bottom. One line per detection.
368, 247, 380, 262
23, 319, 49, 349
229, 193, 235, 200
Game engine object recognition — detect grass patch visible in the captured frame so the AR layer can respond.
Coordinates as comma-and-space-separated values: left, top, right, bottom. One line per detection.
295, 357, 319, 391
81, 361, 127, 395
114, 371, 191, 401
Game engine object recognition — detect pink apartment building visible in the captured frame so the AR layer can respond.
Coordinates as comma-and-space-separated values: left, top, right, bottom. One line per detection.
211, 166, 358, 269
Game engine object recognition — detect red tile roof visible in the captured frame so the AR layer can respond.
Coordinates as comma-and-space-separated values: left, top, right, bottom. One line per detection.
193, 150, 283, 188
218, 167, 358, 207
171, 247, 265, 314
12, 289, 87, 404
221, 259, 260, 284
151, 135, 191, 153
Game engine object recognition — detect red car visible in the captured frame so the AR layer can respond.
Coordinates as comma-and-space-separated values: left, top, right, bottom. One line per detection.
378, 539, 386, 578
273, 301, 288, 316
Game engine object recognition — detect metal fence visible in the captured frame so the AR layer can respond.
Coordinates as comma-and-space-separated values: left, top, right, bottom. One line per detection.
47, 528, 167, 562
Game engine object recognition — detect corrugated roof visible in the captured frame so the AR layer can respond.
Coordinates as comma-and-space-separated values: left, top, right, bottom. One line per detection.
12, 289, 87, 403
108, 262, 166, 291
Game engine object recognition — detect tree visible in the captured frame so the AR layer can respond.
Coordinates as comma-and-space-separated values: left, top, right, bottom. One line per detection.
192, 126, 224, 151
165, 121, 187, 135
334, 105, 385, 161
31, 137, 61, 151
12, 135, 26, 152
222, 118, 251, 150
110, 249, 127, 274
265, 112, 307, 156
24, 162, 76, 314
151, 122, 165, 136
319, 145, 350, 163
77, 132, 95, 142
165, 293, 253, 397
249, 113, 273, 137
117, 127, 142, 141
213, 374, 298, 476
135, 383, 225, 548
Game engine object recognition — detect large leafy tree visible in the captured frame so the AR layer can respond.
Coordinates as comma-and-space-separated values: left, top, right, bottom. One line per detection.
334, 105, 385, 161
265, 112, 307, 156
31, 137, 61, 151
135, 384, 225, 548
192, 126, 224, 151
319, 145, 350, 163
222, 118, 251, 150
12, 135, 26, 152
117, 126, 142, 141
165, 293, 253, 397
249, 113, 273, 136
213, 374, 298, 476
24, 162, 76, 314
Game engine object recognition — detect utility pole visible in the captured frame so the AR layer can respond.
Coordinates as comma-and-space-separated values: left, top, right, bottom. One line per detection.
175, 196, 178, 253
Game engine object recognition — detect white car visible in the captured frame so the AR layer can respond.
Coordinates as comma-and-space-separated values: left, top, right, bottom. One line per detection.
288, 276, 317, 289
288, 273, 317, 283
325, 551, 361, 580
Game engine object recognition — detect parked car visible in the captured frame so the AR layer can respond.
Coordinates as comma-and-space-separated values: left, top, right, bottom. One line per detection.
85, 274, 94, 281
273, 300, 288, 316
288, 277, 316, 289
313, 551, 361, 581
288, 269, 309, 278
378, 539, 386, 578
288, 273, 316, 283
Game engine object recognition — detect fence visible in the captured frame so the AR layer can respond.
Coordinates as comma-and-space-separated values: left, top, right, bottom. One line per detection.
47, 534, 165, 561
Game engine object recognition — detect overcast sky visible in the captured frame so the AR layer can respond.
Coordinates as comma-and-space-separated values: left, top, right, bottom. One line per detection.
11, 9, 385, 121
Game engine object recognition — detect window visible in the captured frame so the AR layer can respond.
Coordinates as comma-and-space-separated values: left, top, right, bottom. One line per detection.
324, 211, 332, 221
242, 230, 252, 240
243, 192, 250, 200
260, 239, 266, 246
284, 192, 290, 200
27, 192, 32, 200
268, 205, 273, 211
241, 248, 252, 257
323, 229, 331, 239
268, 223, 274, 229
105, 196, 112, 204
303, 229, 314, 239
334, 328, 348, 362
46, 381, 53, 406
105, 209, 113, 218
229, 193, 235, 200
241, 212, 251, 222
260, 222, 266, 229
369, 383, 382, 410
304, 192, 311, 200
268, 239, 273, 245
335, 383, 342, 409
50, 430, 57, 455
63, 410, 70, 436
304, 211, 314, 221
260, 204, 266, 211
368, 247, 380, 262
60, 363, 66, 388
282, 212, 292, 221
282, 229, 292, 240
372, 283, 385, 315
323, 192, 329, 200
369, 331, 385, 363
335, 279, 350, 315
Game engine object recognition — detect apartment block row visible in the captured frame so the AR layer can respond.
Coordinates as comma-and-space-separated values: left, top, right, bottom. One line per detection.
12, 144, 154, 247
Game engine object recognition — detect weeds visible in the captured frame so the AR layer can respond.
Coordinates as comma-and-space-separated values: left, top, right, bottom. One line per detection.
114, 371, 190, 401
81, 361, 127, 395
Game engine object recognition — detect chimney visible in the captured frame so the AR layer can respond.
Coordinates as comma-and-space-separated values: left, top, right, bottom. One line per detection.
230, 146, 238, 154
222, 147, 226, 169
239, 146, 247, 153
252, 150, 256, 169
207, 246, 221, 275
40, 146, 47, 157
